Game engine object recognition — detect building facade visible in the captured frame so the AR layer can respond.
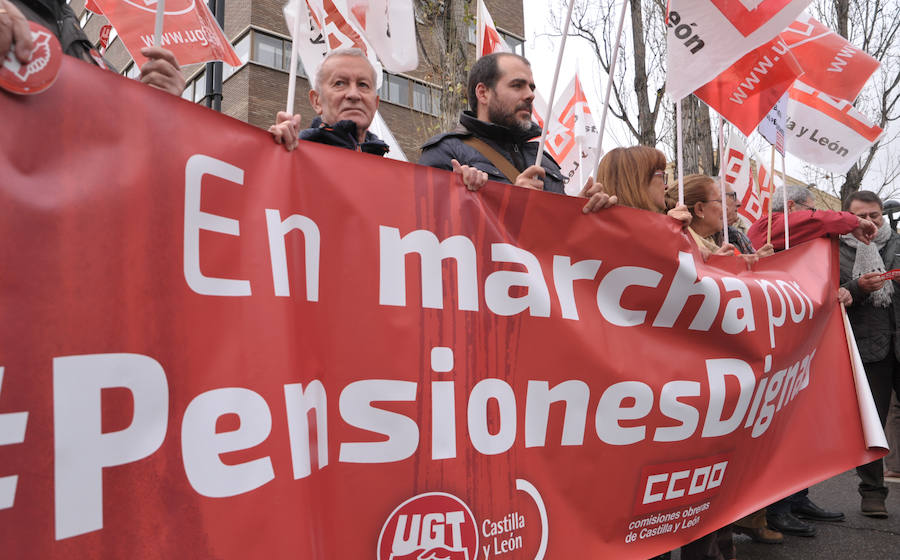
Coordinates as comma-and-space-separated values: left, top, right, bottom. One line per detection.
73, 0, 525, 160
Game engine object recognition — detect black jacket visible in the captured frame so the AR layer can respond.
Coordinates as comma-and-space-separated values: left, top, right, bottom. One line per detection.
840, 231, 900, 362
418, 111, 566, 194
299, 117, 389, 156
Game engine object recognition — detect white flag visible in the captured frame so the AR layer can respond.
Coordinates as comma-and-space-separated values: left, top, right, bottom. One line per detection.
346, 0, 418, 72
723, 131, 767, 227
369, 111, 408, 161
476, 0, 510, 59
284, 0, 383, 88
542, 74, 598, 195
757, 92, 788, 155
666, 0, 812, 101
785, 81, 883, 174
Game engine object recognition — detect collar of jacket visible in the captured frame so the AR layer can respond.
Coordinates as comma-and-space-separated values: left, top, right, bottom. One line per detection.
458, 111, 542, 145
300, 117, 389, 156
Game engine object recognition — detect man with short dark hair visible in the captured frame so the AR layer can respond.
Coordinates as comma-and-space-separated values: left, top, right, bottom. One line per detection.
419, 52, 561, 191
840, 189, 900, 518
417, 52, 612, 212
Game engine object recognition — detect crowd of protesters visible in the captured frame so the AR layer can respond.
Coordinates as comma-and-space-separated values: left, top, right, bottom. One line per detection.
270, 49, 897, 560
2, 6, 896, 555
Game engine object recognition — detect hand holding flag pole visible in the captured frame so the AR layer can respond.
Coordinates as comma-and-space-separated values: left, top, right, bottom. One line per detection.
534, 0, 576, 168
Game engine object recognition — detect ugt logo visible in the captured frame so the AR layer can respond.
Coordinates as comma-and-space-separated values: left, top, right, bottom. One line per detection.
378, 492, 479, 560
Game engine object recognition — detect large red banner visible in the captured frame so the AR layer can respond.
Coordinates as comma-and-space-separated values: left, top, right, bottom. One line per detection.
0, 59, 886, 559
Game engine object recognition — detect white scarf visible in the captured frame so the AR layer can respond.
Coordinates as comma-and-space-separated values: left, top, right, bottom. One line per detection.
841, 222, 894, 307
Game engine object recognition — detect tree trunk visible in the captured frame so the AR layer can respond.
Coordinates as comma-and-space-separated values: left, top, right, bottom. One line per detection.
675, 96, 714, 175
415, 0, 470, 134
629, 0, 656, 146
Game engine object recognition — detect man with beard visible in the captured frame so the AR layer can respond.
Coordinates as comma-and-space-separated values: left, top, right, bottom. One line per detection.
418, 53, 572, 195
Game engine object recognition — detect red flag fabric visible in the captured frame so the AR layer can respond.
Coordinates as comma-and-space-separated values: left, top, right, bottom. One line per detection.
84, 0, 103, 14
98, 24, 113, 52
0, 59, 886, 559
783, 13, 880, 101
694, 35, 802, 136
93, 0, 240, 67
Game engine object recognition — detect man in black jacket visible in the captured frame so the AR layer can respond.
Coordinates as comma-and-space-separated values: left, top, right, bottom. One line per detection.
0, 0, 185, 96
418, 53, 566, 194
269, 48, 388, 156
840, 190, 900, 519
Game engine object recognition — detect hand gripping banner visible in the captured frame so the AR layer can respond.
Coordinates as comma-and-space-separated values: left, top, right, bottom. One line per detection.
0, 58, 886, 559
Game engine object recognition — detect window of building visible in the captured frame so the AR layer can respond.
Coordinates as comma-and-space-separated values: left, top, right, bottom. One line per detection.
499, 32, 524, 56
181, 79, 193, 101
380, 72, 409, 106
253, 32, 285, 70
412, 81, 431, 114
222, 32, 251, 81
431, 89, 442, 116
121, 61, 140, 80
193, 71, 207, 104
283, 40, 308, 77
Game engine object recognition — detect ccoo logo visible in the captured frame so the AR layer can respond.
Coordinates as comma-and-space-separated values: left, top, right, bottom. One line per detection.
378, 492, 479, 560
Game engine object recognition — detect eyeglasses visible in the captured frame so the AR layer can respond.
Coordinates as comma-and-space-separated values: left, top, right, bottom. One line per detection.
795, 201, 816, 211
725, 192, 738, 202
704, 199, 723, 204
653, 170, 668, 185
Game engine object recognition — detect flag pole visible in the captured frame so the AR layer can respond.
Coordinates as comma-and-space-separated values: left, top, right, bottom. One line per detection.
153, 0, 166, 47
766, 146, 775, 245
534, 0, 577, 167
719, 117, 728, 246
676, 98, 684, 206
592, 0, 628, 181
781, 152, 790, 249
286, 0, 304, 113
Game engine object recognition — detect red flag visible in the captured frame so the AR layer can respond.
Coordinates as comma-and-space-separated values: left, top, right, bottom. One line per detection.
84, 0, 103, 14
98, 24, 113, 53
783, 14, 880, 101
476, 0, 510, 58
93, 0, 240, 67
694, 35, 803, 136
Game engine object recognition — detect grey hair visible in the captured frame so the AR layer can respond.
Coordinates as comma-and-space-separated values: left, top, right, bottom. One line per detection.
313, 48, 377, 89
772, 184, 813, 212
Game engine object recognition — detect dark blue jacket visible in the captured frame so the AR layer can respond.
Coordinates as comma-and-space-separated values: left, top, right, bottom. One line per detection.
299, 117, 389, 156
418, 112, 566, 194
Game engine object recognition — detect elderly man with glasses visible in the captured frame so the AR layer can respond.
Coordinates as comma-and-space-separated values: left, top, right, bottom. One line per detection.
748, 184, 877, 252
